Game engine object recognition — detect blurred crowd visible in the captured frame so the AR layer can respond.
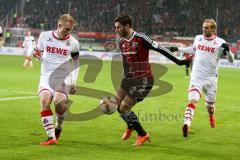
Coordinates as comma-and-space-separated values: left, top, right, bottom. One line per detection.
1, 0, 240, 38
0, 0, 18, 22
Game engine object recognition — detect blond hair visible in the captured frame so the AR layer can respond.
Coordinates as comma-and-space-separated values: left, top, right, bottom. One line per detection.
58, 14, 75, 26
204, 19, 217, 32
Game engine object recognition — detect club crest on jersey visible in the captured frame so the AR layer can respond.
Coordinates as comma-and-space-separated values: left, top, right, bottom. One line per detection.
47, 38, 53, 42
132, 42, 139, 47
66, 41, 71, 47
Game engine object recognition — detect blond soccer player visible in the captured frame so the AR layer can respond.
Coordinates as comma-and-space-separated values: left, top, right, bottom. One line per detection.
33, 14, 80, 145
170, 19, 234, 137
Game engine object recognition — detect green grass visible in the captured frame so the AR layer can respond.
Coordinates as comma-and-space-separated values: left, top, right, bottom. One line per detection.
0, 55, 240, 160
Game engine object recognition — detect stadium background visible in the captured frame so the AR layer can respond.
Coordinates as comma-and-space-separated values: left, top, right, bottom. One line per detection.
0, 0, 240, 160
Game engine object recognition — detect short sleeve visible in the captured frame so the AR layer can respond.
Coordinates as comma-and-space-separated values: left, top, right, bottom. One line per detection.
36, 32, 44, 51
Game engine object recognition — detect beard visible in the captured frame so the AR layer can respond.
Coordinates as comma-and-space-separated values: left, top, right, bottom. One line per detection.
204, 32, 212, 37
119, 28, 128, 38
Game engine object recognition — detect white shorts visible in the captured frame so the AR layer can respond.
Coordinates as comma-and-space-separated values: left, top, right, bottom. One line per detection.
24, 48, 34, 57
188, 77, 217, 104
38, 75, 67, 97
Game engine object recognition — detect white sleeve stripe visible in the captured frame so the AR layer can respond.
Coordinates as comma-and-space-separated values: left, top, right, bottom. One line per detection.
158, 46, 176, 57
136, 33, 152, 44
143, 35, 152, 43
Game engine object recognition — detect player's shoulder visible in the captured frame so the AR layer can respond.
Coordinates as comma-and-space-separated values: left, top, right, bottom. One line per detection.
135, 31, 150, 39
215, 36, 226, 43
194, 35, 203, 40
39, 30, 52, 37
69, 35, 79, 46
134, 31, 152, 43
69, 35, 78, 42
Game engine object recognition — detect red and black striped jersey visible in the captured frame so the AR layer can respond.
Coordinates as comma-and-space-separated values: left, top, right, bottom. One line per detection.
119, 31, 179, 78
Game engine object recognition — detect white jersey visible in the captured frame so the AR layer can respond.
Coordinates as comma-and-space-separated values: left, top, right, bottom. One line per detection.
37, 31, 80, 77
22, 36, 35, 49
191, 35, 225, 79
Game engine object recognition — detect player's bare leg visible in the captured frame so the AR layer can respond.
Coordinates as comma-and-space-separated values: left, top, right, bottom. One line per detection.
206, 104, 216, 128
39, 90, 57, 145
53, 92, 68, 140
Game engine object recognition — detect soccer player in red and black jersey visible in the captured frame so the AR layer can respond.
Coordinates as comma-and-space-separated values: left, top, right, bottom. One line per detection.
114, 14, 189, 146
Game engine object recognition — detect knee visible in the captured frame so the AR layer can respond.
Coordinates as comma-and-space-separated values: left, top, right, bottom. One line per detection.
40, 98, 51, 108
188, 90, 201, 102
189, 99, 198, 105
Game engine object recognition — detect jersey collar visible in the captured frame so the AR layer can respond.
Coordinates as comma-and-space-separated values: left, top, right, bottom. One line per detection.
204, 34, 216, 40
52, 31, 70, 40
120, 31, 136, 42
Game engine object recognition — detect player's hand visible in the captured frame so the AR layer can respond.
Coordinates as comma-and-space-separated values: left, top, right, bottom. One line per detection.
169, 47, 178, 52
69, 84, 77, 94
33, 49, 42, 60
221, 43, 229, 55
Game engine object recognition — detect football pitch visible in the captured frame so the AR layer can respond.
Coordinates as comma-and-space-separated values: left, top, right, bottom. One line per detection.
0, 55, 239, 160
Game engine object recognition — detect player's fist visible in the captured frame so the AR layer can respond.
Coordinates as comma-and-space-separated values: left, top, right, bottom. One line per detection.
179, 59, 190, 67
169, 47, 178, 52
221, 43, 229, 55
33, 49, 42, 60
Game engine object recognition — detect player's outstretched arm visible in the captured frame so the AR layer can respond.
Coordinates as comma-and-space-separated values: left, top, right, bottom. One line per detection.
155, 45, 189, 66
148, 41, 188, 66
221, 43, 234, 63
139, 33, 189, 66
170, 46, 195, 54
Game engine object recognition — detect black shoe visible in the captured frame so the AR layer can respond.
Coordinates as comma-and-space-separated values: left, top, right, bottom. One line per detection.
182, 124, 190, 138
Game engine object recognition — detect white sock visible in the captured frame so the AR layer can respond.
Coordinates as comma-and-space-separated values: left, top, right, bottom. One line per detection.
40, 109, 56, 139
184, 105, 195, 126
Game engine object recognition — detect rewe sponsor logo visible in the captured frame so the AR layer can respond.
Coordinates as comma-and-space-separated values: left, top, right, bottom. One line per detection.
46, 46, 68, 56
197, 44, 215, 53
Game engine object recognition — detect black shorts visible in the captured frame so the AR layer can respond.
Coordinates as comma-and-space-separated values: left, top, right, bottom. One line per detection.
120, 75, 154, 102
0, 33, 2, 37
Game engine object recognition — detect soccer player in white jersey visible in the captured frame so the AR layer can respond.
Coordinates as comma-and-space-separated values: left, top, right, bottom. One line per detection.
22, 30, 36, 68
33, 14, 80, 145
170, 19, 234, 137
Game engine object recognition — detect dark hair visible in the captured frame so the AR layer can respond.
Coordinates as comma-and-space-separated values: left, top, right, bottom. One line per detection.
114, 14, 132, 27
